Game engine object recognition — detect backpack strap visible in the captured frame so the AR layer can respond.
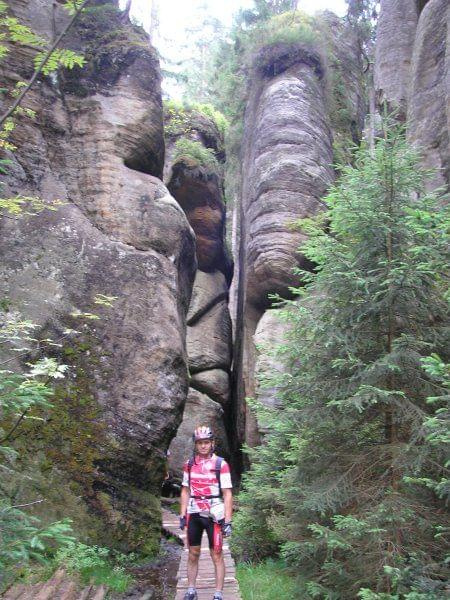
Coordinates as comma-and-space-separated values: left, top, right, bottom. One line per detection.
215, 456, 223, 498
187, 456, 195, 490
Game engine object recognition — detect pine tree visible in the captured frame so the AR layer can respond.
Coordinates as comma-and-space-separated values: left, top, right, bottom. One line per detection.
233, 122, 449, 598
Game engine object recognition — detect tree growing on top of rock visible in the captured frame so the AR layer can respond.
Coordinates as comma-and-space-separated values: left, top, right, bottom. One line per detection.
239, 0, 299, 25
232, 121, 449, 598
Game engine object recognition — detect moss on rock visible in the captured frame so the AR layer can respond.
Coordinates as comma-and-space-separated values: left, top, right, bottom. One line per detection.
6, 333, 162, 556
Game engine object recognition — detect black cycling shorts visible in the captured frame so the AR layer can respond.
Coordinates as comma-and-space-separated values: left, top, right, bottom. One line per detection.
187, 513, 223, 552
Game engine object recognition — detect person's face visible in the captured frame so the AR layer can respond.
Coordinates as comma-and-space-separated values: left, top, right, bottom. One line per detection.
195, 439, 213, 457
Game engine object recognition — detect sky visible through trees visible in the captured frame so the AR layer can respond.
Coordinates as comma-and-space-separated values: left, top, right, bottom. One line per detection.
120, 0, 347, 97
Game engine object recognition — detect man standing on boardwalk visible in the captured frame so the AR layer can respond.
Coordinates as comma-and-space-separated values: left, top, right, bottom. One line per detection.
180, 425, 233, 600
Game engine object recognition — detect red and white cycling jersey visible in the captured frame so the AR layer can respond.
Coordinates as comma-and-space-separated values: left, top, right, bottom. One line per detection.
182, 453, 232, 514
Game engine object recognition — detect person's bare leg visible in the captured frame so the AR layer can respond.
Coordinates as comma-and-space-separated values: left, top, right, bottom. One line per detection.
187, 546, 201, 588
210, 549, 225, 591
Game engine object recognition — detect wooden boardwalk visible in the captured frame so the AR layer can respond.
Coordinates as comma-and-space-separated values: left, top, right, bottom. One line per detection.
162, 509, 241, 600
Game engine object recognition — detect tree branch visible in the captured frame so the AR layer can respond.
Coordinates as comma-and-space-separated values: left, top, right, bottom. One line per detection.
0, 0, 90, 130
9, 499, 44, 509
0, 407, 30, 443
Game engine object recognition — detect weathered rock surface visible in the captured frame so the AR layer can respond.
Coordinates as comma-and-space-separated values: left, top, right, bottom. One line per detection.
407, 0, 449, 188
242, 46, 334, 308
190, 369, 230, 407
187, 270, 228, 325
232, 37, 344, 449
168, 388, 230, 479
166, 162, 229, 274
187, 300, 232, 374
374, 0, 418, 115
374, 0, 449, 188
163, 110, 234, 466
254, 309, 288, 416
0, 0, 195, 552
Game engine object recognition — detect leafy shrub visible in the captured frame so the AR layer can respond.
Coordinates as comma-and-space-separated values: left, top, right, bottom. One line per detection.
163, 99, 228, 138
192, 103, 229, 136
173, 138, 220, 172
54, 542, 134, 592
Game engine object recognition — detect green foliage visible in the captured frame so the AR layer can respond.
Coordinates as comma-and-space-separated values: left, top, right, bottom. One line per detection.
194, 103, 229, 137
403, 355, 450, 500
0, 511, 74, 579
173, 137, 220, 173
164, 99, 228, 139
243, 11, 318, 55
0, 4, 84, 78
0, 321, 75, 588
236, 559, 299, 600
0, 0, 85, 212
234, 122, 449, 597
238, 0, 299, 25
62, 0, 87, 16
53, 542, 134, 592
34, 48, 85, 75
0, 293, 117, 588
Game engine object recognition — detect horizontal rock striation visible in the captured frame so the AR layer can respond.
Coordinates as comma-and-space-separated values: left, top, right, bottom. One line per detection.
242, 43, 334, 310
233, 22, 364, 448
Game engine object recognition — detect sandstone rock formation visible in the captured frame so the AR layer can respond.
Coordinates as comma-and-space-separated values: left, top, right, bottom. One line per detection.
254, 309, 288, 429
187, 270, 229, 325
233, 40, 332, 448
374, 0, 418, 115
0, 0, 195, 553
241, 43, 334, 310
375, 0, 449, 188
164, 108, 233, 473
232, 22, 364, 448
190, 369, 230, 407
187, 300, 232, 374
168, 388, 230, 480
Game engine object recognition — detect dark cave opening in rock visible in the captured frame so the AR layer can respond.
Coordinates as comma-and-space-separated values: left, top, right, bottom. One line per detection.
124, 146, 163, 179
416, 0, 430, 13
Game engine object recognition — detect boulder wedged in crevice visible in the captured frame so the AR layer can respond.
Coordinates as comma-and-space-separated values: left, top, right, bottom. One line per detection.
187, 300, 232, 374
190, 369, 230, 407
187, 270, 229, 326
167, 161, 229, 274
163, 105, 232, 282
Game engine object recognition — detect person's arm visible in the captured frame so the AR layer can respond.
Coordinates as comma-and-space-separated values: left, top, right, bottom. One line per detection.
223, 488, 233, 523
180, 485, 190, 518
